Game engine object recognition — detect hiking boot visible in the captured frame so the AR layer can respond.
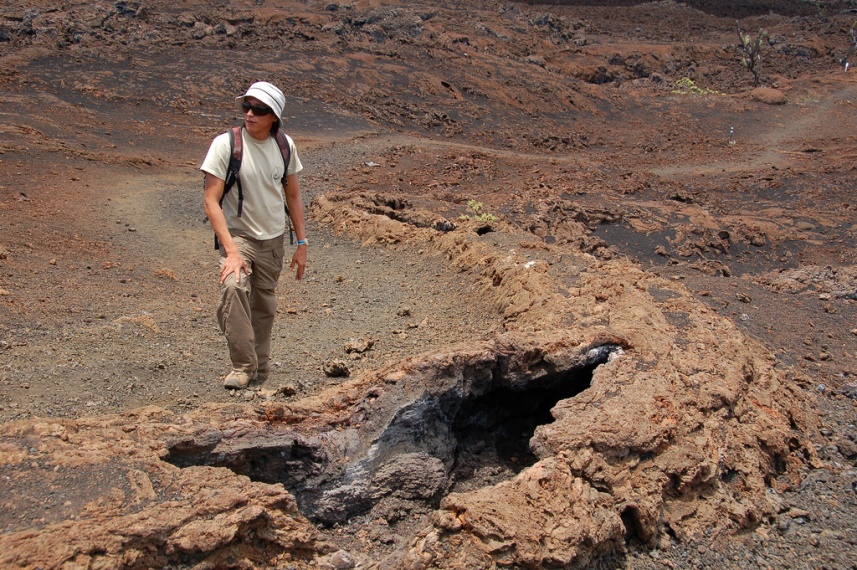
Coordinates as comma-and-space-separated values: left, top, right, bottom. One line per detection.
223, 370, 253, 389
254, 370, 269, 384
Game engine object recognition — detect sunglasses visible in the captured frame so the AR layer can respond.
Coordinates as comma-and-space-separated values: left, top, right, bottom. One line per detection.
242, 101, 274, 116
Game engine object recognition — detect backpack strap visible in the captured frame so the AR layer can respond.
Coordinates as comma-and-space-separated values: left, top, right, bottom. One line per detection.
274, 130, 295, 245
222, 126, 244, 217
274, 130, 291, 177
214, 126, 244, 250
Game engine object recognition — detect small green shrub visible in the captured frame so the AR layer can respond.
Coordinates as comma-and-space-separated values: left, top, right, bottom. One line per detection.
672, 77, 721, 95
459, 199, 498, 223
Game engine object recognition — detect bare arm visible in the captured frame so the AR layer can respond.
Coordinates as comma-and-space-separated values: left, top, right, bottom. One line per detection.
284, 173, 307, 280
203, 173, 249, 284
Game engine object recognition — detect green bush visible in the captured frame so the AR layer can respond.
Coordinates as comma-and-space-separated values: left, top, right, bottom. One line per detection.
459, 199, 498, 223
672, 77, 721, 95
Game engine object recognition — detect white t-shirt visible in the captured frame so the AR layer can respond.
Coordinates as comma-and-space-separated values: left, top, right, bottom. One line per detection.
201, 129, 303, 240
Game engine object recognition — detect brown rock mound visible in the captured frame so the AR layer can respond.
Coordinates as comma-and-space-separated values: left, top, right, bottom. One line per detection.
750, 87, 788, 105
0, 193, 820, 568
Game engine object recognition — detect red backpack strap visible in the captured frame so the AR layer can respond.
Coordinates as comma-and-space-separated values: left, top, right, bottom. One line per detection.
213, 126, 245, 250
274, 130, 291, 179
223, 126, 245, 217
274, 130, 294, 244
230, 126, 243, 161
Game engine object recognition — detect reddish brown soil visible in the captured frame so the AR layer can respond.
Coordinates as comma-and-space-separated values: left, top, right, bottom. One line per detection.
1, 0, 856, 568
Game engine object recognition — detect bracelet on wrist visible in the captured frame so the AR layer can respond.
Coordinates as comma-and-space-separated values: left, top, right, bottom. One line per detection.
296, 239, 308, 246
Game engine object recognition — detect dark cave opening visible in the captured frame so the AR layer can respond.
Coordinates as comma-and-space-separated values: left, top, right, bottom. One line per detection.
164, 344, 621, 526
621, 506, 644, 545
446, 363, 595, 493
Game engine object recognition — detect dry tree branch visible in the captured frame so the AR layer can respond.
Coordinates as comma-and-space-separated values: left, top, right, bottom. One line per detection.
737, 22, 768, 87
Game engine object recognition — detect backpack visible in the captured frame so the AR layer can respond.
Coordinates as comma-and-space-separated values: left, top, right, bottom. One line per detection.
213, 126, 294, 249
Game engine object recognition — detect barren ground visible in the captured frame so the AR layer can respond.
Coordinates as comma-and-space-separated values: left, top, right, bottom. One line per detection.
1, 0, 856, 568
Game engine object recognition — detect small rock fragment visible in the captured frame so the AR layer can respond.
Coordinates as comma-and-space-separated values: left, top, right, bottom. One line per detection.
327, 549, 355, 569
345, 338, 374, 354
323, 360, 350, 377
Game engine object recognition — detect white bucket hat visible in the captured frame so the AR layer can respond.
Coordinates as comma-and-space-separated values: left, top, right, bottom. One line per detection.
235, 81, 285, 120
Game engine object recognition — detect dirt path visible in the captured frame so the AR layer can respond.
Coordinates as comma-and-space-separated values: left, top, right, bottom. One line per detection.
1, 136, 508, 420
651, 83, 857, 177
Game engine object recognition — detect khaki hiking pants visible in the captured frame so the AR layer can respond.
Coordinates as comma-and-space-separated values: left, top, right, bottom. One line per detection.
217, 234, 285, 377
